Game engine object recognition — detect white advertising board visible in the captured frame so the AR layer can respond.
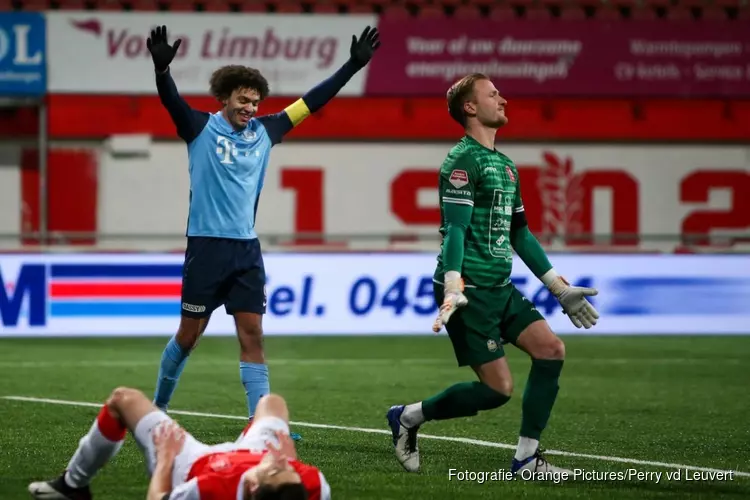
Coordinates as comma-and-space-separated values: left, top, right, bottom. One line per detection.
46, 12, 376, 95
2, 253, 749, 336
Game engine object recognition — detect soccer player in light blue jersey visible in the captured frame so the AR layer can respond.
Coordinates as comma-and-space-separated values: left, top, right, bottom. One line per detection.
146, 25, 380, 440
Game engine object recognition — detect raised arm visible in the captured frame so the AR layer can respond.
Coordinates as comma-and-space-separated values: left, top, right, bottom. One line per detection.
147, 25, 209, 144
259, 26, 380, 145
155, 70, 209, 143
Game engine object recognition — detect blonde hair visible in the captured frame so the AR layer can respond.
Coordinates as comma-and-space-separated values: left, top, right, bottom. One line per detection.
446, 73, 489, 127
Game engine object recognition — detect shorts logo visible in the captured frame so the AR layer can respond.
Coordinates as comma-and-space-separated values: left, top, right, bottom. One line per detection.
182, 302, 206, 313
263, 285, 268, 308
449, 169, 469, 189
487, 339, 498, 352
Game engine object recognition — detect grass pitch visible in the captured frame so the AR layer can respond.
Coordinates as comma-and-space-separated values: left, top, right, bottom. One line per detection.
0, 335, 748, 499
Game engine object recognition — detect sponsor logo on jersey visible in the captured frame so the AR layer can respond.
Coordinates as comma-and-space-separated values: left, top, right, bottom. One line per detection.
449, 169, 469, 188
446, 188, 471, 197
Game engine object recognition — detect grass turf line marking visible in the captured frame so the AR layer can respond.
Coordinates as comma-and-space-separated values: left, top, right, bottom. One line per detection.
0, 358, 741, 369
3, 395, 749, 479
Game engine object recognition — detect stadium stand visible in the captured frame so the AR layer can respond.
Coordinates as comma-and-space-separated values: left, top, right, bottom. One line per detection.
2, 0, 748, 21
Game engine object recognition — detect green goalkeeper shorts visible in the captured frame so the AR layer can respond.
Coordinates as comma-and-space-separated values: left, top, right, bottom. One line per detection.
433, 281, 545, 367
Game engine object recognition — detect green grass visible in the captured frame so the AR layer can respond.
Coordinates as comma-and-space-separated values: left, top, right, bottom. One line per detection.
0, 335, 749, 499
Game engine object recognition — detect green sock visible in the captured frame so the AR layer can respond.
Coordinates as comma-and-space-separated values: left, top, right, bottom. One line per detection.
520, 359, 564, 440
422, 381, 510, 421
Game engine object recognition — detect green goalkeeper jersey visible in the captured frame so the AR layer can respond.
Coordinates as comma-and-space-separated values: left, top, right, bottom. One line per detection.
435, 136, 525, 288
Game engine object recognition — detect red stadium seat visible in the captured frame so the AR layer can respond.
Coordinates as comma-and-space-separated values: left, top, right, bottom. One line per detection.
489, 4, 516, 20
129, 0, 159, 10
560, 5, 587, 19
312, 1, 340, 13
381, 4, 410, 17
418, 4, 445, 17
596, 4, 624, 19
19, 0, 49, 10
525, 5, 552, 19
202, 0, 231, 11
700, 5, 727, 19
166, 0, 196, 11
666, 5, 693, 19
712, 0, 740, 7
237, 2, 267, 11
347, 4, 374, 13
57, 0, 87, 9
89, 0, 125, 10
273, 1, 303, 12
359, 0, 391, 7
630, 5, 658, 19
454, 4, 480, 17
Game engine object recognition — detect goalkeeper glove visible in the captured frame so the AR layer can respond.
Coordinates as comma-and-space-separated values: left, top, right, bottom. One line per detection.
542, 269, 599, 329
147, 25, 182, 73
432, 271, 468, 333
349, 26, 381, 69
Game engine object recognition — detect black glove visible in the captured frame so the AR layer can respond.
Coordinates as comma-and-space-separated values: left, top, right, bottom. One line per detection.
349, 26, 380, 69
146, 25, 182, 73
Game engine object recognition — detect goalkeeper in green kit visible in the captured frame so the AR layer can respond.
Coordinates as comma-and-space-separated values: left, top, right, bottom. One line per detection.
386, 73, 599, 477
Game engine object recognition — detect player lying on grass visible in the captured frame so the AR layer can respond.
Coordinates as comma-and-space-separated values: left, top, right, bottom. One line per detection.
28, 388, 330, 500
146, 24, 379, 443
387, 73, 599, 477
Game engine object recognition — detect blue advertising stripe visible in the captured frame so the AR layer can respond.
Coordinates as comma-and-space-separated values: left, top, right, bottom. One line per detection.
50, 264, 183, 279
50, 301, 180, 317
606, 276, 750, 316
0, 13, 47, 96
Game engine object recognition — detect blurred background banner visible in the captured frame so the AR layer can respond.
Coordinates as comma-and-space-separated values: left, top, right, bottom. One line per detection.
0, 13, 46, 96
365, 19, 750, 97
1, 143, 747, 253
2, 253, 749, 336
45, 12, 376, 95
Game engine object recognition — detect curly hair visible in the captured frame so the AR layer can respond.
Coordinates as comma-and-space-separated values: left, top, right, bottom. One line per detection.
209, 65, 270, 102
446, 73, 489, 128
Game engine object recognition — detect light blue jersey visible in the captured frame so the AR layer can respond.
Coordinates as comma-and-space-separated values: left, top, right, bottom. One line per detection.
186, 112, 273, 239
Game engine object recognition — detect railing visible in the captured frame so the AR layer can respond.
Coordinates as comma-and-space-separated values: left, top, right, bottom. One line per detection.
0, 232, 748, 253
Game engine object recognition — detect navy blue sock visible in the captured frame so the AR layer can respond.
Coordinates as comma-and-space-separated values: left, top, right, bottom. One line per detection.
240, 362, 269, 419
153, 336, 189, 411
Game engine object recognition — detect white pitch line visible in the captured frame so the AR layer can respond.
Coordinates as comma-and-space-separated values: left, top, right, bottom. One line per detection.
3, 395, 749, 479
0, 358, 740, 369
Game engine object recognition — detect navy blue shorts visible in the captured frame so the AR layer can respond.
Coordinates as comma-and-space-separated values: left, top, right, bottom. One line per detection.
180, 237, 266, 318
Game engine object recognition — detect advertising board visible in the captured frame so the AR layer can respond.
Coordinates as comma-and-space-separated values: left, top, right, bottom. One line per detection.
45, 12, 376, 95
365, 19, 750, 97
0, 13, 46, 96
2, 253, 748, 336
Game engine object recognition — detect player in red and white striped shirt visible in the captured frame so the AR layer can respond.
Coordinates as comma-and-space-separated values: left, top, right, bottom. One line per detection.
28, 387, 330, 500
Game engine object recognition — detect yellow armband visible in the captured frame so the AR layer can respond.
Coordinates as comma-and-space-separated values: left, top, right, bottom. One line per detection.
284, 99, 311, 127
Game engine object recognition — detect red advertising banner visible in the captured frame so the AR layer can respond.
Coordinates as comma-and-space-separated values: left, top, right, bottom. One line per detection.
364, 19, 750, 97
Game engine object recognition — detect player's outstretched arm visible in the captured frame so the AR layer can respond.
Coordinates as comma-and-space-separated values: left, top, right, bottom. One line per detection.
259, 26, 380, 145
147, 25, 209, 144
508, 184, 599, 329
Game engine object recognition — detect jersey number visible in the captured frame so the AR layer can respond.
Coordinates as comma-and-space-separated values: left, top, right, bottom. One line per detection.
216, 136, 237, 165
